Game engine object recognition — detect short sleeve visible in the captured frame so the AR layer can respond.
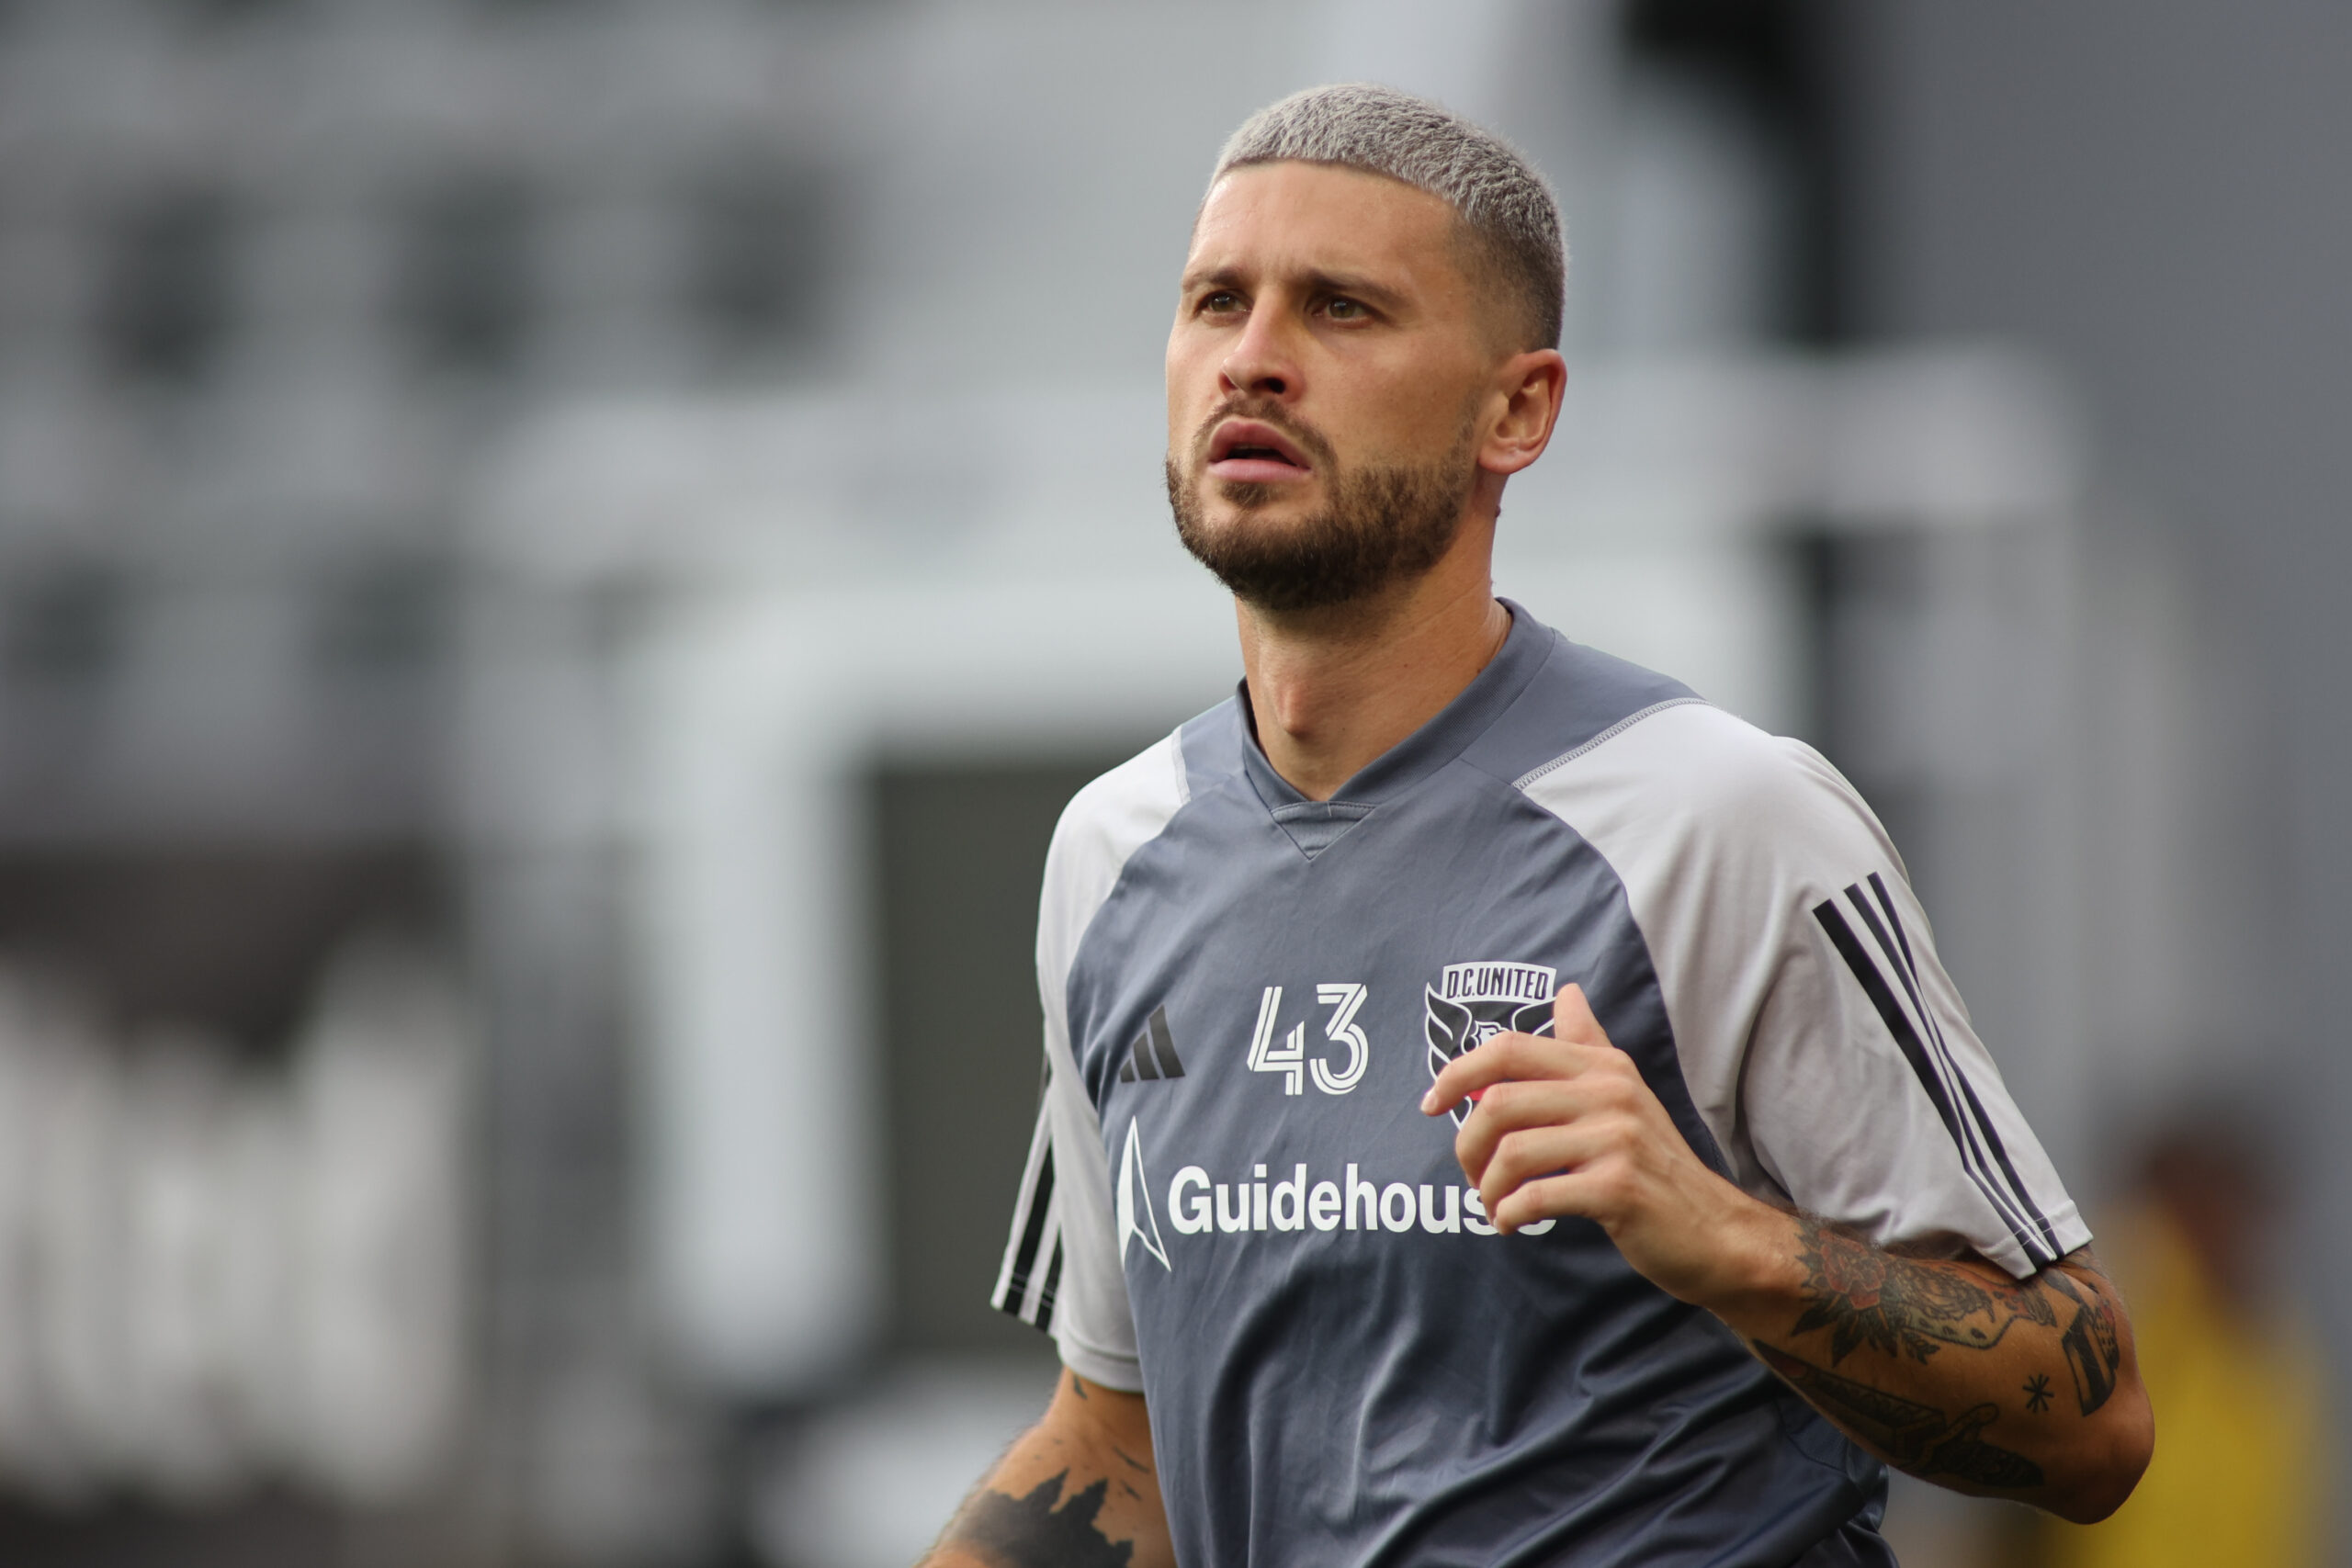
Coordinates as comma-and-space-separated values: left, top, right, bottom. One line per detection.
1519, 703, 2088, 1280
990, 1022, 1142, 1391
988, 731, 1190, 1389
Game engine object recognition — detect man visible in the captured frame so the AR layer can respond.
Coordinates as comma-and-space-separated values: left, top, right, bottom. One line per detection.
925, 85, 2151, 1568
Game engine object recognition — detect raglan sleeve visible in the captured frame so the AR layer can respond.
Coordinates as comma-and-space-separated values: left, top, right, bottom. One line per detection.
1724, 739, 2091, 1279
988, 749, 1170, 1393
1539, 704, 2090, 1281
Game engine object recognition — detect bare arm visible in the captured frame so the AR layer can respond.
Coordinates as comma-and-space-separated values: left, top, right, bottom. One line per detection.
1717, 1224, 2146, 1519
921, 1369, 1175, 1568
1428, 986, 2154, 1524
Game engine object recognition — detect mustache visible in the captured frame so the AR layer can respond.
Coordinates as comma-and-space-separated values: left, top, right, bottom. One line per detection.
1188, 397, 1337, 470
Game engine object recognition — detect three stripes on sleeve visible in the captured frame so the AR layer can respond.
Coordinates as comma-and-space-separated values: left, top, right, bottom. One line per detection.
1813, 873, 2064, 1269
995, 1103, 1064, 1331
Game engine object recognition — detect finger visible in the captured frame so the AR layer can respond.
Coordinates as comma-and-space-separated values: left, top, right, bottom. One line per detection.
1423, 1032, 1549, 1112
1552, 984, 1616, 1051
1420, 1029, 1600, 1115
1475, 1122, 1618, 1209
1488, 1170, 1607, 1235
1452, 1078, 1605, 1178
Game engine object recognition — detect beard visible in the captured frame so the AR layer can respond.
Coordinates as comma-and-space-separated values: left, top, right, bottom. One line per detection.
1165, 400, 1479, 615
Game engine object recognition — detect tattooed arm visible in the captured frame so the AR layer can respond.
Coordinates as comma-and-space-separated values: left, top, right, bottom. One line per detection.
1427, 987, 2154, 1524
1726, 1227, 2146, 1518
920, 1369, 1175, 1568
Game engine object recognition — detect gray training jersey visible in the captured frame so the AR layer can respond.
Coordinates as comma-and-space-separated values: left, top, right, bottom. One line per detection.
993, 603, 2087, 1568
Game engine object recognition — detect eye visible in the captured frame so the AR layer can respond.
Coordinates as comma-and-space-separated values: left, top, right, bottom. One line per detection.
1199, 289, 1243, 315
1324, 295, 1368, 321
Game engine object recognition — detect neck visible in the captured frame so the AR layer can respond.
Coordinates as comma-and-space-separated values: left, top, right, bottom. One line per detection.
1236, 522, 1509, 801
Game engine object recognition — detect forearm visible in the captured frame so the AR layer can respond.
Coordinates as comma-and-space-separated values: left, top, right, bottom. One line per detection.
1706, 1208, 2152, 1522
922, 1369, 1175, 1568
1428, 994, 2153, 1521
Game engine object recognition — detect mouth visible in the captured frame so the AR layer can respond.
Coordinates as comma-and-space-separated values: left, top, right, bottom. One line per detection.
1205, 419, 1315, 485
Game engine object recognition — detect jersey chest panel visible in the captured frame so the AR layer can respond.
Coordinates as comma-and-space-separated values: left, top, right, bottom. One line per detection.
1063, 765, 1865, 1564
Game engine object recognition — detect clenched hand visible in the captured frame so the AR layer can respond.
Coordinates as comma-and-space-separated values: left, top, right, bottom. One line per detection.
1420, 984, 1780, 1307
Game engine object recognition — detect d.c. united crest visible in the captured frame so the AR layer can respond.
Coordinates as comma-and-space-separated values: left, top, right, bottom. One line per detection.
1424, 960, 1558, 1124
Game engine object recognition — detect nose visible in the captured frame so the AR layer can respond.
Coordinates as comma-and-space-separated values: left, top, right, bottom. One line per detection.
1219, 306, 1300, 401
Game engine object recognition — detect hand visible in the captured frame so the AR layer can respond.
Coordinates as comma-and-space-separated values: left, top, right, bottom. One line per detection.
1419, 985, 1780, 1307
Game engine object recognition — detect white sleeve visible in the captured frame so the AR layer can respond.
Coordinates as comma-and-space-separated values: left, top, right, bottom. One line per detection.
989, 730, 1190, 1390
1521, 703, 2089, 1280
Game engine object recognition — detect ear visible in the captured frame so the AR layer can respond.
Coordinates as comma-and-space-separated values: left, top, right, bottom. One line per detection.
1476, 348, 1567, 479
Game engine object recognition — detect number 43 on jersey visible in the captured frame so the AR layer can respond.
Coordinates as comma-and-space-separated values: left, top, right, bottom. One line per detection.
1245, 984, 1370, 1096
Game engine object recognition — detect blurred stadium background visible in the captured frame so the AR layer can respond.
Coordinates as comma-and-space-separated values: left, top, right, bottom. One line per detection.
0, 1, 2337, 1564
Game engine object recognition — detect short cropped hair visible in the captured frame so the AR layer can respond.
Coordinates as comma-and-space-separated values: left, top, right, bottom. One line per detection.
1211, 83, 1565, 352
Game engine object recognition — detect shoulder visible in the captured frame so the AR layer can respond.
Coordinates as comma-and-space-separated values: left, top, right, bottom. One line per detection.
1039, 701, 1233, 981
1049, 729, 1191, 872
1530, 698, 1851, 815
1046, 692, 1241, 875
1518, 697, 1903, 889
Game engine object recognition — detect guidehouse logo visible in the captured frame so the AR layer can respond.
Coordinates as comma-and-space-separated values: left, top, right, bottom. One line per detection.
1115, 1117, 1553, 1272
1424, 961, 1557, 1124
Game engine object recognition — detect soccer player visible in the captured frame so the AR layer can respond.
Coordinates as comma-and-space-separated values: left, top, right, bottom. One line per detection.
923, 85, 2152, 1568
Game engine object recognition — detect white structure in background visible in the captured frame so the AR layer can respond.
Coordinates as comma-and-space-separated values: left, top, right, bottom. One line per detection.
0, 946, 469, 1504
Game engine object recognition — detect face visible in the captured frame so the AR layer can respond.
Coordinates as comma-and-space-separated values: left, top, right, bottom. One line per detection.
1164, 161, 1501, 613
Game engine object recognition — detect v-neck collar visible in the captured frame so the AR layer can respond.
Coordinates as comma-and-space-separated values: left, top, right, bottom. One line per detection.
1237, 599, 1553, 821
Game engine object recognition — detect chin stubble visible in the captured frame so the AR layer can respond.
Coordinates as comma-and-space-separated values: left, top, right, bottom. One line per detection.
1165, 432, 1478, 614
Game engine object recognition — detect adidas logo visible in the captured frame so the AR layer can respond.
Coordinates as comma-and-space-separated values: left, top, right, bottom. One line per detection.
1116, 1007, 1186, 1083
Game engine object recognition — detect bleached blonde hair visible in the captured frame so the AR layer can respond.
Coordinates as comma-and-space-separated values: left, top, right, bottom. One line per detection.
1212, 83, 1566, 351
